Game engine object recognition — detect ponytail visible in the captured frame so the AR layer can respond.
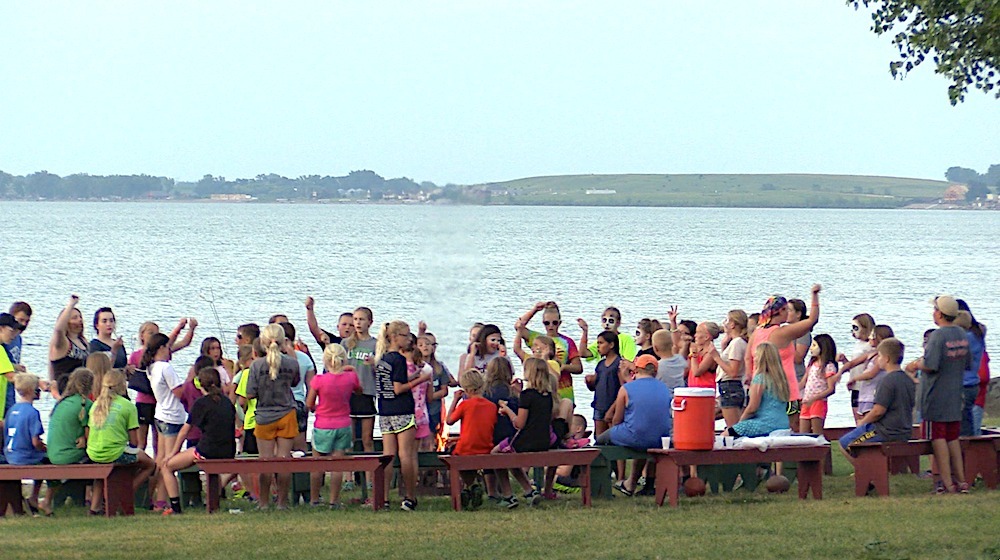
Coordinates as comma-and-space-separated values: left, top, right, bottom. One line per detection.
197, 367, 223, 403
375, 320, 408, 363
91, 369, 127, 429
260, 324, 286, 381
140, 333, 170, 370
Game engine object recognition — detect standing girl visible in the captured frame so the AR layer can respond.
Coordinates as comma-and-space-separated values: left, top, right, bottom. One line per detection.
145, 333, 187, 512
374, 321, 430, 511
634, 318, 662, 358
418, 332, 452, 452
798, 334, 839, 434
345, 307, 378, 460
839, 313, 875, 424
461, 324, 505, 372
405, 334, 433, 449
687, 322, 722, 390
713, 310, 748, 427
307, 343, 361, 508
516, 302, 583, 403
200, 336, 234, 396
578, 328, 623, 436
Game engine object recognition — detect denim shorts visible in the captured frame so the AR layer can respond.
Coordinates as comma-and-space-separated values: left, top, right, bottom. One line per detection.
154, 419, 183, 436
717, 380, 745, 408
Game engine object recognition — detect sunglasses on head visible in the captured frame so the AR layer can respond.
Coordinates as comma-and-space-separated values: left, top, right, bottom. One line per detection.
543, 320, 560, 326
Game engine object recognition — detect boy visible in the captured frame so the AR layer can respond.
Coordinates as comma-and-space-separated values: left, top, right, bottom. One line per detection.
3, 373, 47, 513
446, 369, 497, 510
652, 329, 685, 391
839, 338, 915, 468
0, 313, 26, 420
906, 295, 970, 493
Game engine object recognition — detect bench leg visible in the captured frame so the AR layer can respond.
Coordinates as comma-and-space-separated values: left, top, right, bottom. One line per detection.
372, 467, 386, 511
854, 451, 889, 497
579, 465, 592, 507
448, 465, 462, 511
105, 467, 136, 517
0, 481, 25, 517
797, 460, 822, 500
653, 458, 680, 507
824, 447, 833, 476
206, 474, 221, 513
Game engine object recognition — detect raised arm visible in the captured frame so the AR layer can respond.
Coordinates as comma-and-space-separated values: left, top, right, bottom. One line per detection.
577, 319, 592, 359
770, 285, 821, 348
512, 320, 528, 363
304, 296, 329, 347
49, 295, 79, 359
170, 318, 197, 352
518, 301, 547, 329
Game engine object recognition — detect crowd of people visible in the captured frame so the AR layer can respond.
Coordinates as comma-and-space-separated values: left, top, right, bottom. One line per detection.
0, 287, 990, 515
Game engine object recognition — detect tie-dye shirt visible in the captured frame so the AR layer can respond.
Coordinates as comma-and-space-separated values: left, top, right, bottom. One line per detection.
525, 329, 580, 403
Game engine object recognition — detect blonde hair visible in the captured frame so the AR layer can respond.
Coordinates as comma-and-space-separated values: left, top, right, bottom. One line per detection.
138, 321, 159, 344
86, 352, 112, 398
651, 329, 673, 357
532, 335, 556, 360
727, 310, 749, 341
14, 373, 39, 398
459, 369, 485, 395
237, 344, 254, 367
375, 320, 409, 363
260, 324, 286, 380
701, 322, 722, 340
753, 343, 790, 402
323, 343, 348, 374
345, 307, 373, 351
523, 358, 550, 395
91, 369, 127, 429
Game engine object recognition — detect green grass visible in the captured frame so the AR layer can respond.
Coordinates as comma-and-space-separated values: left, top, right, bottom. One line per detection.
5, 444, 1000, 560
478, 173, 950, 208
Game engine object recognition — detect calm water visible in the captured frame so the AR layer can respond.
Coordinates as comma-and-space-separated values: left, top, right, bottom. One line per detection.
4, 201, 999, 434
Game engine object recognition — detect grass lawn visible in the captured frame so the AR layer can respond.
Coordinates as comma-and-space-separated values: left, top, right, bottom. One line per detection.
4, 439, 999, 560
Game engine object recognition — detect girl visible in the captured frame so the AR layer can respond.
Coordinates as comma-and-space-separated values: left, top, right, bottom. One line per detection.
849, 325, 895, 418
446, 369, 498, 510
666, 306, 698, 359
578, 329, 623, 437
839, 313, 875, 424
307, 343, 361, 508
145, 333, 187, 512
85, 352, 112, 401
200, 336, 234, 396
713, 310, 748, 427
496, 358, 555, 504
579, 307, 637, 362
374, 321, 430, 511
457, 323, 484, 378
418, 332, 453, 452
245, 324, 301, 510
86, 369, 156, 516
49, 295, 89, 399
161, 367, 236, 515
345, 307, 378, 460
44, 367, 94, 515
482, 357, 531, 508
687, 322, 722, 390
461, 324, 504, 372
179, 356, 217, 451
516, 302, 583, 403
798, 334, 838, 434
634, 318, 662, 357
787, 299, 812, 382
405, 334, 433, 448
89, 307, 126, 368
727, 343, 791, 438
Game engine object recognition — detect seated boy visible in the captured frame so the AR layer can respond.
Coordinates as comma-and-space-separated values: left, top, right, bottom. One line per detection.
839, 338, 915, 468
446, 369, 497, 510
3, 373, 48, 514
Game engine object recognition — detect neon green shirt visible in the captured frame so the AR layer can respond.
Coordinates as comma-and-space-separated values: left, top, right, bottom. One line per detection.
235, 367, 257, 430
586, 333, 638, 362
0, 350, 14, 414
86, 395, 139, 463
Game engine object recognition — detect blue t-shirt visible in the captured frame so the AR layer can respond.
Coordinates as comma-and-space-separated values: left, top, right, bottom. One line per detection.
3, 402, 46, 464
592, 355, 622, 415
608, 377, 673, 449
375, 352, 414, 416
293, 350, 315, 403
963, 332, 984, 387
2, 335, 21, 365
483, 384, 519, 443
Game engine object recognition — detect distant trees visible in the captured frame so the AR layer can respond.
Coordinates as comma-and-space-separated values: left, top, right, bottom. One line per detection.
945, 163, 1000, 201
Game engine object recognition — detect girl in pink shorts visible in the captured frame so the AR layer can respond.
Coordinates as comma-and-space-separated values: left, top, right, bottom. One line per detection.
799, 334, 838, 434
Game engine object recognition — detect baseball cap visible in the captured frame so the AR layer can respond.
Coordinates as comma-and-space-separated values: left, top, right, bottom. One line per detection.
0, 313, 25, 331
931, 295, 959, 317
634, 354, 659, 371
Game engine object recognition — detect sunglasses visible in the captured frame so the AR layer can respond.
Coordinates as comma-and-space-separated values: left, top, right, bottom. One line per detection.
601, 318, 617, 324
543, 320, 560, 326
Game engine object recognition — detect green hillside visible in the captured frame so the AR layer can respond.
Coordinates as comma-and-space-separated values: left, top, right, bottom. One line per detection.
475, 173, 949, 208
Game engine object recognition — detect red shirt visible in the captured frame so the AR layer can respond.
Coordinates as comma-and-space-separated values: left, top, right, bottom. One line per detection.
449, 396, 498, 455
311, 368, 360, 430
687, 354, 716, 389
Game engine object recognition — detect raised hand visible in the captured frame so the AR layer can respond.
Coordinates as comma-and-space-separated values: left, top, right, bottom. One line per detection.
305, 296, 315, 310
577, 318, 589, 331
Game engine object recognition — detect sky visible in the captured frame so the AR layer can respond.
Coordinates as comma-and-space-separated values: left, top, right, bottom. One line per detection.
1, 1, 997, 185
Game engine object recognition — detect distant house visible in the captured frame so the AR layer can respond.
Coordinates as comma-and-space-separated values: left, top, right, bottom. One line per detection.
210, 193, 253, 201
586, 189, 617, 195
943, 184, 968, 202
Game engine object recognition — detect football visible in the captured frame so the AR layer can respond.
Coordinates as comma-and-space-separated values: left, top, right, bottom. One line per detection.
765, 475, 790, 493
683, 477, 706, 497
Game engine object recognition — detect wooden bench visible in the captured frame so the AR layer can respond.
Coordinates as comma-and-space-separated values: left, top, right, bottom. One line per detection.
824, 425, 923, 476
196, 454, 394, 512
0, 464, 137, 517
852, 434, 1000, 497
439, 449, 601, 511
648, 445, 828, 507
591, 446, 650, 499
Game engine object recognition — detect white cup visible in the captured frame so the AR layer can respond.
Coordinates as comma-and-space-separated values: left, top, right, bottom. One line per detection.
661, 436, 671, 449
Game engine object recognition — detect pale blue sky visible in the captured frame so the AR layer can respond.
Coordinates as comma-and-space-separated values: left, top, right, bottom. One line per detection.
1, 1, 997, 185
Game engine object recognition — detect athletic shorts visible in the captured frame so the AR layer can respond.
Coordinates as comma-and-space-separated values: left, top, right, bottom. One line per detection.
254, 411, 299, 441
349, 394, 377, 418
786, 400, 801, 417
718, 380, 746, 408
295, 400, 308, 433
313, 427, 353, 454
243, 428, 259, 455
379, 414, 415, 435
799, 399, 828, 420
838, 423, 885, 454
154, 419, 183, 436
136, 403, 155, 425
922, 420, 960, 442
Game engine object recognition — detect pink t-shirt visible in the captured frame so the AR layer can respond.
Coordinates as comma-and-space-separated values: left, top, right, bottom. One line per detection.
747, 325, 801, 401
128, 349, 156, 405
311, 367, 360, 430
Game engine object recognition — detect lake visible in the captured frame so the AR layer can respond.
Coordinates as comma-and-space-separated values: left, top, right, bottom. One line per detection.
3, 201, 998, 435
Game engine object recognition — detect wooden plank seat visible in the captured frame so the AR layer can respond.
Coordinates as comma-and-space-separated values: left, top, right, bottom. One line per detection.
825, 425, 923, 476
649, 445, 828, 507
439, 449, 601, 511
961, 434, 1000, 489
590, 446, 650, 499
0, 463, 137, 517
196, 454, 394, 512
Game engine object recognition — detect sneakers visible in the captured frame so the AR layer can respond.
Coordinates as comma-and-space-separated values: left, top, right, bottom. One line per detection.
487, 495, 502, 505
401, 498, 417, 511
470, 483, 484, 510
499, 496, 519, 509
957, 482, 970, 494
161, 507, 178, 516
328, 502, 344, 510
524, 489, 541, 506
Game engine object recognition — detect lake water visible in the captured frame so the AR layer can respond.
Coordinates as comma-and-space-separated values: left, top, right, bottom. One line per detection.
4, 201, 998, 436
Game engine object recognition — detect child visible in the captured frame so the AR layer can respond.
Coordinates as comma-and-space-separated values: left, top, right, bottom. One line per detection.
306, 343, 361, 508
579, 307, 638, 362
495, 358, 555, 504
851, 325, 895, 418
85, 352, 111, 401
3, 373, 47, 515
161, 367, 237, 515
553, 414, 591, 493
727, 343, 790, 438
446, 369, 497, 510
44, 367, 95, 514
712, 310, 749, 428
144, 332, 187, 512
179, 356, 217, 450
86, 369, 156, 515
235, 342, 262, 457
374, 320, 430, 511
839, 338, 915, 469
798, 334, 838, 434
651, 329, 686, 391
481, 357, 530, 508
461, 324, 504, 372
634, 318, 661, 358
405, 334, 432, 448
418, 332, 453, 452
578, 329, 623, 437
687, 322, 722, 389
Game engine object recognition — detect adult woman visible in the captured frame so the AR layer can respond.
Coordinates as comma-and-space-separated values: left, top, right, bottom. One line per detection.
516, 302, 582, 403
687, 322, 722, 390
88, 307, 127, 369
49, 295, 90, 398
838, 313, 875, 424
787, 299, 812, 382
745, 285, 821, 430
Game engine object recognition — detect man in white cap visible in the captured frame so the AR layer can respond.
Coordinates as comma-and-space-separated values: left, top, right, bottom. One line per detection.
906, 295, 970, 493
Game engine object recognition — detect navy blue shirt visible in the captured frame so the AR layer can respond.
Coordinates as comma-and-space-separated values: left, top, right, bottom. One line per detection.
592, 355, 622, 415
375, 352, 414, 416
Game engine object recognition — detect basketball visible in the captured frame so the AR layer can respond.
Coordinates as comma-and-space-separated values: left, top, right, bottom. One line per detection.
683, 477, 706, 497
765, 475, 790, 493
